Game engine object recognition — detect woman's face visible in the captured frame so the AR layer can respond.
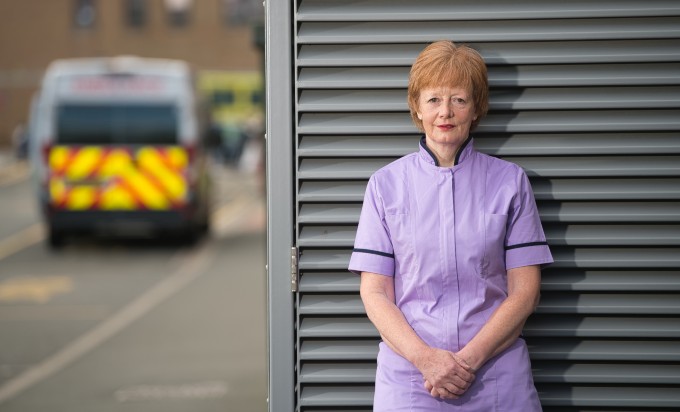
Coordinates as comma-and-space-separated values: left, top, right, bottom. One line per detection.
417, 86, 477, 147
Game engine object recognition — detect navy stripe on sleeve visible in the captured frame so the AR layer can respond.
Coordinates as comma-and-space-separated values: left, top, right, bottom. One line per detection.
504, 241, 549, 251
353, 248, 395, 259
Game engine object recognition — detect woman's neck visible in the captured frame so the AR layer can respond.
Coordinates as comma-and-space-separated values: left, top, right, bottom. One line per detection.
425, 138, 461, 167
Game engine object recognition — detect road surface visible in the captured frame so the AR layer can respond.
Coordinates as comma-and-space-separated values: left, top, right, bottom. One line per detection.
0, 155, 267, 412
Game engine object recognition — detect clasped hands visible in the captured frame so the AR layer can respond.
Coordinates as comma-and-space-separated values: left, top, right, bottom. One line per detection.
415, 347, 476, 400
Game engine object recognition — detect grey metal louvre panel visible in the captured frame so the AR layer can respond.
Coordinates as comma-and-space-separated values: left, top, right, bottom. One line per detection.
299, 63, 680, 89
301, 339, 680, 362
299, 270, 680, 293
298, 40, 680, 66
299, 87, 680, 111
299, 133, 680, 157
300, 363, 375, 383
343, 155, 680, 177
298, 181, 366, 202
297, 248, 680, 270
530, 178, 680, 200
541, 270, 680, 291
299, 110, 680, 134
524, 316, 680, 338
536, 293, 680, 314
299, 386, 373, 407
549, 248, 680, 268
298, 135, 415, 157
291, 1, 680, 410
300, 362, 680, 384
474, 133, 680, 156
527, 339, 680, 361
298, 293, 680, 315
300, 385, 680, 409
297, 0, 680, 21
298, 202, 680, 223
298, 18, 680, 43
299, 318, 378, 338
298, 316, 680, 338
298, 204, 361, 224
536, 385, 680, 408
298, 178, 680, 202
299, 294, 364, 315
298, 156, 680, 179
297, 224, 680, 247
299, 272, 359, 292
300, 340, 379, 360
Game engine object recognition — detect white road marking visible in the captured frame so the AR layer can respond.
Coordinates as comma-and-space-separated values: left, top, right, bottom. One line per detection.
0, 224, 45, 262
210, 193, 252, 237
0, 242, 216, 404
0, 275, 73, 303
0, 304, 110, 321
114, 380, 229, 402
0, 161, 29, 188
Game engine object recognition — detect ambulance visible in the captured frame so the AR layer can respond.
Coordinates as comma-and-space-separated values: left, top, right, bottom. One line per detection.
30, 56, 212, 247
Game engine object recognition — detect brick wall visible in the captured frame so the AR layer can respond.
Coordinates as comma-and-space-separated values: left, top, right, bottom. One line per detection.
0, 0, 262, 147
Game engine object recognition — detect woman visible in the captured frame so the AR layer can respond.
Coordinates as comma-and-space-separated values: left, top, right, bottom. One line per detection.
349, 41, 553, 411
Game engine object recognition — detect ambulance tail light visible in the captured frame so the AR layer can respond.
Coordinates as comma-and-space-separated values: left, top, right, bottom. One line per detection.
41, 140, 53, 164
183, 142, 196, 163
41, 140, 54, 185
183, 142, 199, 185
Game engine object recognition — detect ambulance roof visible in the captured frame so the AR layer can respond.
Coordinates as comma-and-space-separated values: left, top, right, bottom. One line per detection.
43, 56, 191, 81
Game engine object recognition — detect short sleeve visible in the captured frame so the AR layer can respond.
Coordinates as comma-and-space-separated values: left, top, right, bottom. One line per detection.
505, 170, 554, 270
348, 176, 395, 276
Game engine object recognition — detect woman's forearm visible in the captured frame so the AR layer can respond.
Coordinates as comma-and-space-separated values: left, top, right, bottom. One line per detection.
361, 284, 429, 364
457, 265, 541, 371
361, 272, 478, 398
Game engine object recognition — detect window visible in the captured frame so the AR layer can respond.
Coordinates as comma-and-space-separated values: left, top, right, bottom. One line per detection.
74, 0, 96, 29
57, 104, 178, 145
165, 0, 192, 27
222, 0, 261, 26
212, 91, 234, 106
125, 0, 148, 28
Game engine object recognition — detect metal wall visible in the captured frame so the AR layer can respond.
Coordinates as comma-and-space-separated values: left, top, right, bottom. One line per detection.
274, 0, 680, 410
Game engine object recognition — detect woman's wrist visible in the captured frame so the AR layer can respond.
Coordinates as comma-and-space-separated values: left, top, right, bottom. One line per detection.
408, 344, 435, 370
456, 346, 484, 372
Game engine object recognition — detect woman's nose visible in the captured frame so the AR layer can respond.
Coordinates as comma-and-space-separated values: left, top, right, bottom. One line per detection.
439, 101, 453, 118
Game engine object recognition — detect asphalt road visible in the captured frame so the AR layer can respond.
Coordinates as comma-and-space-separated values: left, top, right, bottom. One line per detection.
0, 156, 267, 412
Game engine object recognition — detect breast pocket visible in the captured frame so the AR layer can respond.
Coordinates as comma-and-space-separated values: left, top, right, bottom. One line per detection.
483, 213, 508, 276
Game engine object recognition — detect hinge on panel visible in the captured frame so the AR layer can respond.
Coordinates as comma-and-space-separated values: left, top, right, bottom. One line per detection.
291, 246, 299, 293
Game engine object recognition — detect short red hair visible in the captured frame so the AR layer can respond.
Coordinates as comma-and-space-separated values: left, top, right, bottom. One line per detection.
407, 41, 489, 131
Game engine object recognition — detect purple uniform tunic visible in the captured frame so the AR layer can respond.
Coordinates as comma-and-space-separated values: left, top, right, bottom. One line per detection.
349, 137, 553, 411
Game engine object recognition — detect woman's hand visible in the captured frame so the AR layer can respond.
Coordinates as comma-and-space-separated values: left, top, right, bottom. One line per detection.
415, 347, 476, 399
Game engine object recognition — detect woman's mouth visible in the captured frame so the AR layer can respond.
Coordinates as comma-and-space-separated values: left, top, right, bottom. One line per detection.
437, 124, 454, 130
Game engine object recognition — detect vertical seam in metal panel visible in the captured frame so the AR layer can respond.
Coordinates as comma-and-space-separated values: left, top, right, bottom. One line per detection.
266, 0, 295, 410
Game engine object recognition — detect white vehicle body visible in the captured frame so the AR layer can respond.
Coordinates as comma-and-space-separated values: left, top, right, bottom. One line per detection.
29, 56, 211, 246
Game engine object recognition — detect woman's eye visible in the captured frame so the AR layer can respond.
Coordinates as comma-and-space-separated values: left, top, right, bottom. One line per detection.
427, 97, 438, 103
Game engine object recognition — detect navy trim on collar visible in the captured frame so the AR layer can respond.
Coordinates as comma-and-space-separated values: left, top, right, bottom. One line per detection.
454, 136, 472, 166
419, 135, 473, 167
419, 136, 439, 167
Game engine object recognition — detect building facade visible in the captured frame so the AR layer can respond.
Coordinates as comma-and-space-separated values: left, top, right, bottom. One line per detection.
0, 0, 262, 146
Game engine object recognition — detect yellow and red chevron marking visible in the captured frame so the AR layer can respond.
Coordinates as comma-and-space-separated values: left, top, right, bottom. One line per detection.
48, 145, 188, 211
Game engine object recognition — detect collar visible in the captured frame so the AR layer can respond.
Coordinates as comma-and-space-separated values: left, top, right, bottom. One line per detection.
418, 135, 474, 168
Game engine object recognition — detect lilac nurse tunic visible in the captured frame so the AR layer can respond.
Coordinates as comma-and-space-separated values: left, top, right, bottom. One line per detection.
349, 137, 553, 411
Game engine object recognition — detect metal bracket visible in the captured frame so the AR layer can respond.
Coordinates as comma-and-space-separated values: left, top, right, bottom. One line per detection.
291, 246, 299, 292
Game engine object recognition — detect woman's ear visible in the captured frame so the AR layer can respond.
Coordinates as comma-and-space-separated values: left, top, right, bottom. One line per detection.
417, 112, 423, 120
